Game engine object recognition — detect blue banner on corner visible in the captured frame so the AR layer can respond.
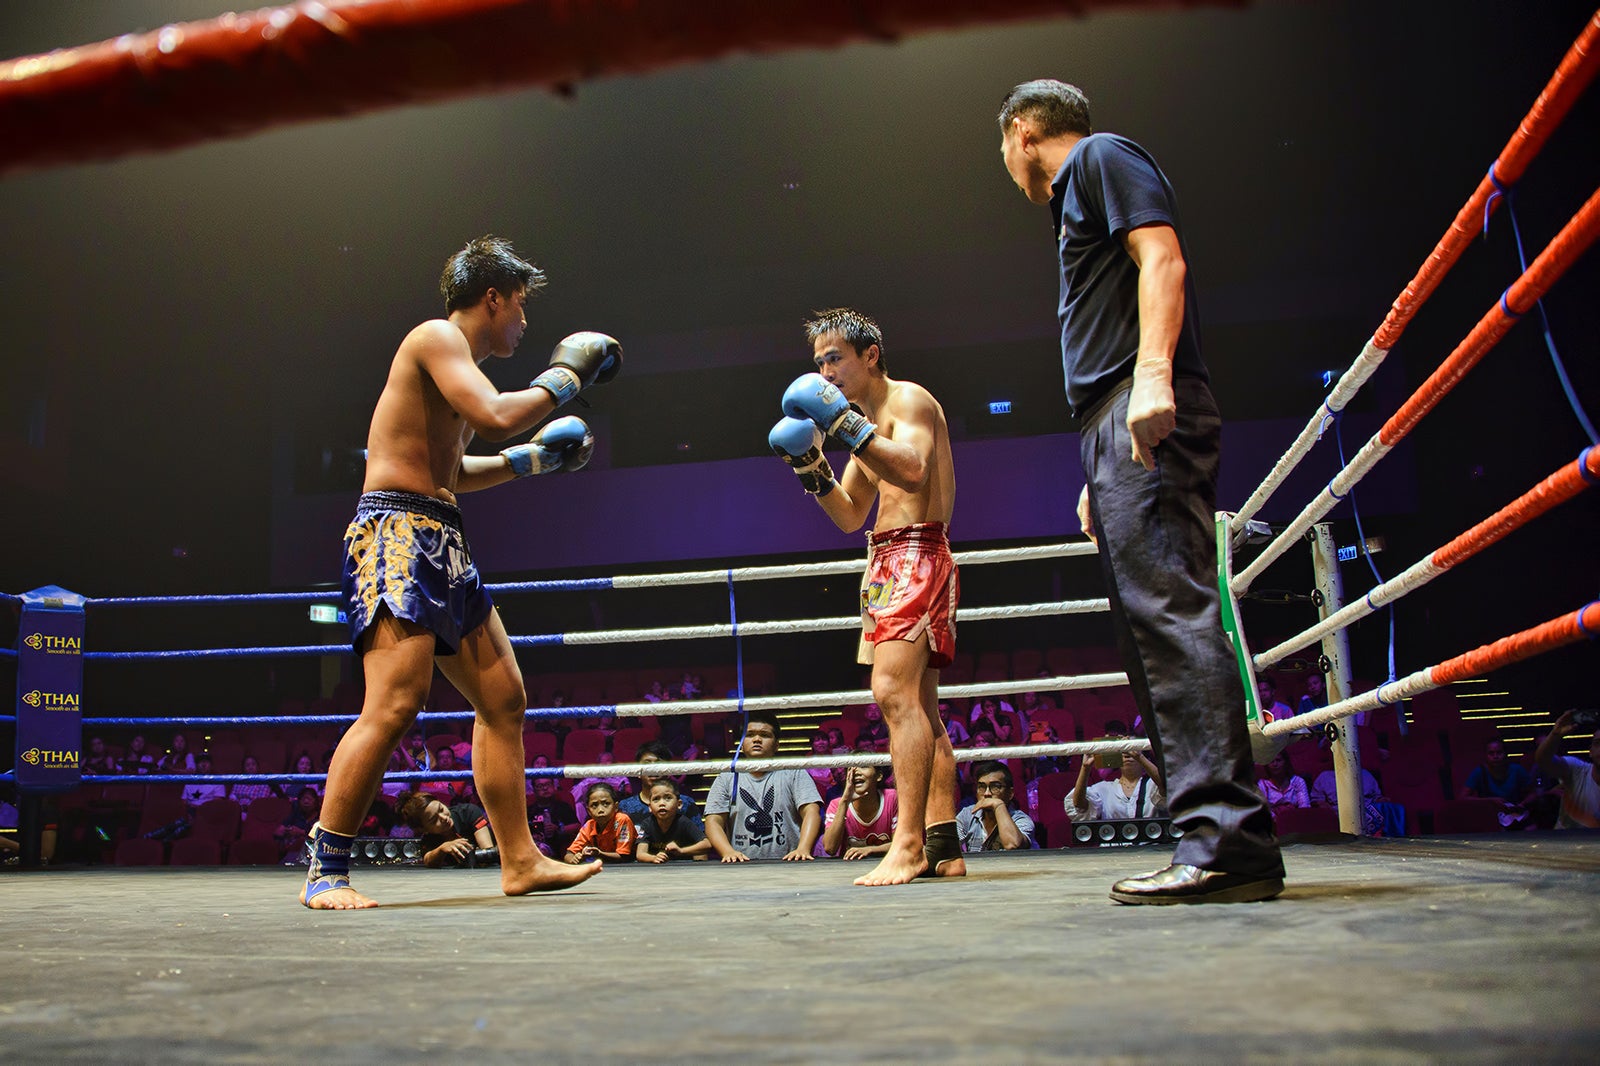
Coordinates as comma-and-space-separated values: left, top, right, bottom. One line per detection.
15, 585, 86, 793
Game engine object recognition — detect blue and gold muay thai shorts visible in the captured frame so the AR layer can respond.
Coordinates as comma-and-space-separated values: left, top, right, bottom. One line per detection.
340, 490, 493, 655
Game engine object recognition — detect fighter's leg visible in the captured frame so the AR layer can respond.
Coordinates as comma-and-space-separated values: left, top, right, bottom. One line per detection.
855, 635, 961, 885
436, 608, 601, 895
301, 608, 433, 909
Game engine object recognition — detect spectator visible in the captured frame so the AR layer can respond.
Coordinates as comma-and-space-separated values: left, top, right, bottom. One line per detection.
823, 747, 856, 803
570, 752, 629, 810
1017, 684, 1059, 727
1460, 738, 1533, 805
1066, 745, 1167, 821
276, 786, 321, 856
181, 753, 229, 813
423, 746, 470, 804
158, 732, 197, 774
566, 782, 636, 864
705, 713, 823, 861
805, 733, 836, 797
84, 736, 119, 776
525, 776, 579, 857
119, 734, 156, 775
992, 716, 1021, 748
969, 695, 1012, 733
955, 761, 1037, 852
230, 755, 279, 809
1534, 710, 1600, 830
855, 704, 889, 749
1309, 764, 1387, 837
643, 679, 669, 703
937, 702, 969, 746
619, 741, 702, 827
288, 750, 326, 795
395, 729, 430, 772
826, 726, 846, 751
817, 765, 898, 860
1297, 673, 1329, 717
1257, 750, 1310, 812
634, 779, 711, 863
396, 789, 494, 868
1256, 677, 1294, 726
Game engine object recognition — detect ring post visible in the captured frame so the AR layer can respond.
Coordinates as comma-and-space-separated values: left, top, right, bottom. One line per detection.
15, 585, 86, 868
1308, 524, 1362, 835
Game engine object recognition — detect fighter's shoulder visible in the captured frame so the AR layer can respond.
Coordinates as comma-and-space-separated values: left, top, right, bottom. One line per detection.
398, 318, 470, 362
885, 379, 944, 421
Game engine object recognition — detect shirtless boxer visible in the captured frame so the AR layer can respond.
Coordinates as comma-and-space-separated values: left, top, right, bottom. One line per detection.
301, 235, 617, 908
769, 307, 962, 886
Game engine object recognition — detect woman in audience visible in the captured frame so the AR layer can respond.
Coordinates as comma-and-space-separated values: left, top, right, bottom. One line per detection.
1258, 749, 1310, 811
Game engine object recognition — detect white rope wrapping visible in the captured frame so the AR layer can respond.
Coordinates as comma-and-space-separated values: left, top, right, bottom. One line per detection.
1229, 338, 1392, 535
1254, 556, 1445, 670
606, 541, 1097, 588
1260, 665, 1440, 736
1231, 432, 1396, 594
559, 598, 1109, 646
597, 672, 1130, 719
559, 738, 1152, 780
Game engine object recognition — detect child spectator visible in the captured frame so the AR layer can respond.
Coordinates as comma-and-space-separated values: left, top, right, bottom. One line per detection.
937, 701, 969, 746
805, 733, 835, 797
817, 765, 898, 860
566, 782, 636, 864
525, 776, 580, 857
635, 779, 711, 862
276, 786, 321, 857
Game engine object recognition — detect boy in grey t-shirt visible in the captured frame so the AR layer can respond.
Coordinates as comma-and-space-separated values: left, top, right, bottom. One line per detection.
705, 713, 823, 861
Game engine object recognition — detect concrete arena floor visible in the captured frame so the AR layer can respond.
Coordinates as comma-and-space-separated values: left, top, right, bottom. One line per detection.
2, 836, 1597, 1064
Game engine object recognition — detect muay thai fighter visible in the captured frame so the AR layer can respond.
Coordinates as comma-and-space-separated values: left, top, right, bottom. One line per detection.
769, 307, 962, 886
302, 235, 618, 908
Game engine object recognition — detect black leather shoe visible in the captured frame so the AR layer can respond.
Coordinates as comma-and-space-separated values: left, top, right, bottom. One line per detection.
1110, 863, 1284, 905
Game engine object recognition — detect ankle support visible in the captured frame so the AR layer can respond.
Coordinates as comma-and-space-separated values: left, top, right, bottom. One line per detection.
922, 820, 961, 871
303, 822, 356, 901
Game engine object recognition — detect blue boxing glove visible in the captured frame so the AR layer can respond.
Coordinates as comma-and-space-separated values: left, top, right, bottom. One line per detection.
530, 332, 623, 408
499, 415, 595, 477
781, 373, 876, 453
769, 416, 836, 497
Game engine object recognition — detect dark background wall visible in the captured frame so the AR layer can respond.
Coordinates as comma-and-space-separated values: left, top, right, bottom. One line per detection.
1, 1, 1595, 709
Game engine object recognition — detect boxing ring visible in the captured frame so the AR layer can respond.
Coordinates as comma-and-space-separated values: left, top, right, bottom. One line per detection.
4, 1, 1600, 1061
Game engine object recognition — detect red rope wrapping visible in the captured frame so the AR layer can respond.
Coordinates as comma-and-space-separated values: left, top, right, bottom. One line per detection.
1430, 602, 1600, 687
1380, 185, 1600, 447
0, 0, 1229, 176
1372, 10, 1600, 350
1430, 447, 1600, 571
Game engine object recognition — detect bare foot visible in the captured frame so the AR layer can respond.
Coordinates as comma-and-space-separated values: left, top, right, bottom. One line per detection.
299, 880, 378, 910
502, 853, 603, 896
854, 845, 929, 887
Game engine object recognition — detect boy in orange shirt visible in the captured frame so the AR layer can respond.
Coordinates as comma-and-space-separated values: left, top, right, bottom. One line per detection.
565, 782, 636, 864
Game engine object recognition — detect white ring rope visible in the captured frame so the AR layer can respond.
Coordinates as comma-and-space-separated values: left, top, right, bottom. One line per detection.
1231, 431, 1396, 595
559, 739, 1152, 781
1227, 338, 1391, 536
595, 672, 1130, 720
1261, 667, 1441, 737
602, 541, 1097, 589
1253, 554, 1444, 671
553, 598, 1110, 646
